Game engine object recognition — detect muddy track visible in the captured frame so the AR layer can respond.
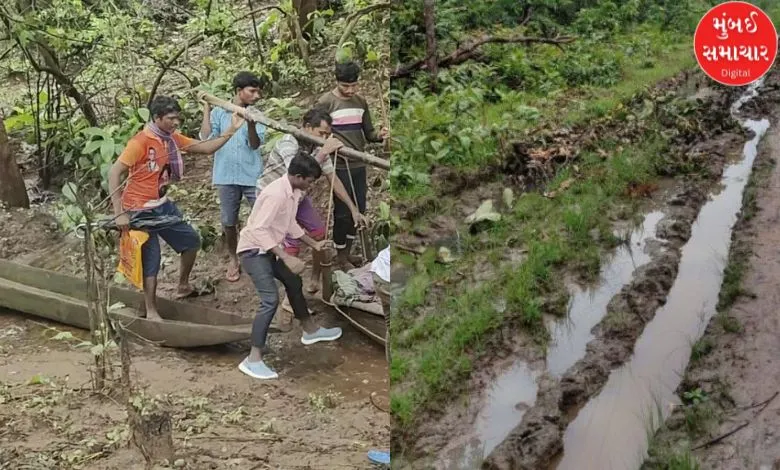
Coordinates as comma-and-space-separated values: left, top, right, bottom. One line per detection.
391, 70, 753, 467
481, 71, 780, 470
643, 77, 780, 469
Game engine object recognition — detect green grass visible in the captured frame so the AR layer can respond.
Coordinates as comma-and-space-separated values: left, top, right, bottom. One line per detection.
690, 338, 713, 362
391, 131, 684, 429
391, 26, 697, 202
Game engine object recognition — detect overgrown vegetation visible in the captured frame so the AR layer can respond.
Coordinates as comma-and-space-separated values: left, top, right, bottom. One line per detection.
388, 0, 772, 455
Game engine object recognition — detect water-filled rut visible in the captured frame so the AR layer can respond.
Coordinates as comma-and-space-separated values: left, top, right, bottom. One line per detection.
555, 83, 770, 470
436, 212, 665, 469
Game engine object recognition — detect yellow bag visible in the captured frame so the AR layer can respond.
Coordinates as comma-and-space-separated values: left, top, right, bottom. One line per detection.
117, 230, 149, 290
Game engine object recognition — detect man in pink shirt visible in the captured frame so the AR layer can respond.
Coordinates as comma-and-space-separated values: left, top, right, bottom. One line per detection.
237, 151, 342, 379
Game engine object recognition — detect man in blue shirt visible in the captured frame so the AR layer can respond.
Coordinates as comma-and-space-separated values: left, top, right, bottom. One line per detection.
200, 72, 266, 282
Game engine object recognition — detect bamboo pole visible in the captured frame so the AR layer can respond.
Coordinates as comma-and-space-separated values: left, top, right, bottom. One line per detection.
198, 92, 390, 170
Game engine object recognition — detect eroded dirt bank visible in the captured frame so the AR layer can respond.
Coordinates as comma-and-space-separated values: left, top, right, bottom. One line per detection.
644, 79, 780, 470
482, 70, 780, 470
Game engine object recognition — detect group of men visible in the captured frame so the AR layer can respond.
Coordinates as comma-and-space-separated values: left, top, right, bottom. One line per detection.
107, 61, 388, 380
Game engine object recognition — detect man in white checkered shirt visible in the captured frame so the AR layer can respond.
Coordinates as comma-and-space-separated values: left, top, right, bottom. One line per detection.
257, 107, 367, 294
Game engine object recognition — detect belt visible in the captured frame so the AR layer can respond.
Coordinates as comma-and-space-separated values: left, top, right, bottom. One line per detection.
238, 249, 269, 258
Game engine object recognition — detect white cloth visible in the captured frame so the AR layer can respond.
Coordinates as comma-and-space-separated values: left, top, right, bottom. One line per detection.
370, 247, 390, 283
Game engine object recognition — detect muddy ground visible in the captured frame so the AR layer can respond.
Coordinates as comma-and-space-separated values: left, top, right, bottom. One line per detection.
644, 82, 780, 469
483, 70, 780, 470
0, 148, 389, 468
483, 73, 780, 469
392, 68, 780, 469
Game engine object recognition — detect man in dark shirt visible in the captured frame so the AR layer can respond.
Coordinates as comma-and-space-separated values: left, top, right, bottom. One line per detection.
316, 61, 388, 269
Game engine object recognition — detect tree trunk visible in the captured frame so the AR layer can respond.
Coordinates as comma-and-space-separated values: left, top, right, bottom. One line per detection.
130, 406, 174, 464
423, 0, 438, 90
293, 0, 318, 38
0, 117, 30, 209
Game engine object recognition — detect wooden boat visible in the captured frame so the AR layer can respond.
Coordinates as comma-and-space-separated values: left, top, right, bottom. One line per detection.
0, 259, 253, 348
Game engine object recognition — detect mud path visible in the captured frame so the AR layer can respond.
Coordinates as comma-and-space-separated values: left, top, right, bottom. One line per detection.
0, 165, 390, 468
396, 69, 748, 470
645, 83, 780, 470
481, 72, 780, 470
0, 307, 388, 469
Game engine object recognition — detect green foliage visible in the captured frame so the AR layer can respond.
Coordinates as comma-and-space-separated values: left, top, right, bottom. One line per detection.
1, 0, 389, 193
390, 64, 540, 191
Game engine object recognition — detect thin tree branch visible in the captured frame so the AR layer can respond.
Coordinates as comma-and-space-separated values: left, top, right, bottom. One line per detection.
337, 2, 392, 51
0, 43, 17, 62
392, 33, 576, 79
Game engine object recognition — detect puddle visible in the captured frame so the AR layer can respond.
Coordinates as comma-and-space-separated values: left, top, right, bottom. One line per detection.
437, 362, 540, 469
555, 83, 770, 469
546, 211, 664, 377
435, 213, 664, 469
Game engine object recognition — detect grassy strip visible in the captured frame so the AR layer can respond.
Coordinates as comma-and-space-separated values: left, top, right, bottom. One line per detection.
392, 130, 684, 428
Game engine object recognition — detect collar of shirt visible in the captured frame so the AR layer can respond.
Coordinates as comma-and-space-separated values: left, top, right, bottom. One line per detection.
281, 175, 302, 203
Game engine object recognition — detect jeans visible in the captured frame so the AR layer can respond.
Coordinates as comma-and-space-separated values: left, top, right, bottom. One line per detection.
240, 249, 311, 349
217, 184, 257, 227
333, 166, 367, 249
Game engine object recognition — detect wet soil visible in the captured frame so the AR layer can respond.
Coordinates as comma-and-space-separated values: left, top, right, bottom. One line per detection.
0, 151, 389, 468
0, 308, 388, 469
645, 82, 780, 470
483, 70, 780, 470
395, 69, 749, 469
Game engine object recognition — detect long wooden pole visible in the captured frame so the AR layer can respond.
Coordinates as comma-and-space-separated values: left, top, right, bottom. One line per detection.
198, 92, 390, 171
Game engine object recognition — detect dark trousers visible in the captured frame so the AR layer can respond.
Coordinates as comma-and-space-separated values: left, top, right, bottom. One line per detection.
333, 166, 367, 249
240, 250, 311, 349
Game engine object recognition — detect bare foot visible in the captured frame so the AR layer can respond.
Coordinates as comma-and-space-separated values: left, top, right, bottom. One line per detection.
145, 309, 163, 321
175, 284, 196, 299
226, 260, 241, 282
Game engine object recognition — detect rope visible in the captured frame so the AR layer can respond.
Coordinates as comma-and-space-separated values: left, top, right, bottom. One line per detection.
323, 149, 338, 242
341, 155, 369, 261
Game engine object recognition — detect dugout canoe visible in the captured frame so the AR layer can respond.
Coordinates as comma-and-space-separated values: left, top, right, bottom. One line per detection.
0, 259, 253, 348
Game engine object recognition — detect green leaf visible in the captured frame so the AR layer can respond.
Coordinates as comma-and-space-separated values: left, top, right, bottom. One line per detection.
138, 108, 150, 122
379, 201, 390, 219
52, 331, 74, 341
83, 139, 103, 155
465, 200, 501, 225
81, 127, 105, 138
90, 344, 105, 356
100, 140, 114, 160
4, 113, 34, 132
62, 182, 78, 203
28, 374, 50, 385
366, 50, 379, 62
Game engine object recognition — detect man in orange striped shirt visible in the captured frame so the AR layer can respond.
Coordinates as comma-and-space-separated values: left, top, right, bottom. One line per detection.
108, 95, 245, 321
